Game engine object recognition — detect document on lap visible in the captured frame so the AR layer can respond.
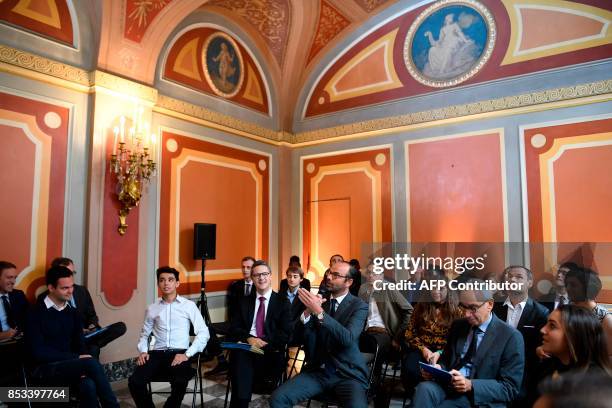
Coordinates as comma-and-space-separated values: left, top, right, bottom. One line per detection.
419, 362, 453, 384
221, 341, 264, 355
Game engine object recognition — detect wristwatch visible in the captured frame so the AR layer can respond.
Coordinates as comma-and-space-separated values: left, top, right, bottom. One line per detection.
316, 310, 325, 321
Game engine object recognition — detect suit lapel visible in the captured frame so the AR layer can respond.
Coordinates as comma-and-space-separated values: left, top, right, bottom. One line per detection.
245, 296, 256, 329
517, 298, 533, 328
333, 294, 353, 323
471, 315, 499, 376
265, 292, 277, 330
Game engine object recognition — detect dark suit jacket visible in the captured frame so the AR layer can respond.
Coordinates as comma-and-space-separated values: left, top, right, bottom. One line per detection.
537, 288, 567, 313
6, 289, 29, 330
229, 290, 292, 352
37, 284, 99, 328
279, 288, 307, 323
440, 314, 525, 407
227, 279, 256, 319
493, 298, 549, 402
279, 278, 311, 293
303, 293, 369, 387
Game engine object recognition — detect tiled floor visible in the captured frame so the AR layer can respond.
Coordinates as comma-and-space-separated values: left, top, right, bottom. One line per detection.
111, 352, 410, 407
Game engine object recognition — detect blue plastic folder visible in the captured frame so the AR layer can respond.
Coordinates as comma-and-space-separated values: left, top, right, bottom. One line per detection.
419, 362, 453, 384
84, 326, 108, 339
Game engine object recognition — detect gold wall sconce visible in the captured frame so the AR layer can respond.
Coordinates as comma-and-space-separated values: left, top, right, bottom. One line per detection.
109, 107, 156, 235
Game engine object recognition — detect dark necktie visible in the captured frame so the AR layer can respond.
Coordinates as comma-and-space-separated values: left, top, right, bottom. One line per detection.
455, 326, 480, 370
245, 283, 251, 296
329, 298, 338, 317
255, 296, 266, 338
1, 295, 15, 330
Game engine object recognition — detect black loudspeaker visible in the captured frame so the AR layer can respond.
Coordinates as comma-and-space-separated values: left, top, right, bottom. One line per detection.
193, 223, 216, 260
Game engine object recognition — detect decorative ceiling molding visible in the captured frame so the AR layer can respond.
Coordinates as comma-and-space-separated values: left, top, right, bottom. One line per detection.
155, 94, 281, 143
206, 0, 290, 67
354, 0, 391, 13
307, 0, 351, 64
291, 80, 612, 144
0, 44, 90, 85
1, 45, 610, 146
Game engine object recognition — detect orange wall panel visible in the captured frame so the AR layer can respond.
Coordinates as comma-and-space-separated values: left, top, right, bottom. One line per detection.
302, 148, 392, 279
0, 92, 68, 301
178, 161, 257, 272
0, 125, 36, 269
553, 145, 612, 242
408, 133, 505, 242
159, 131, 269, 295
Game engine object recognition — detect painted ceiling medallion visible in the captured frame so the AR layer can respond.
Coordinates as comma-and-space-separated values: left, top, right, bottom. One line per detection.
403, 0, 496, 88
202, 32, 245, 98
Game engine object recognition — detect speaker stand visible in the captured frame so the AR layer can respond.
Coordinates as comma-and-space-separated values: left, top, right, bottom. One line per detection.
198, 257, 222, 360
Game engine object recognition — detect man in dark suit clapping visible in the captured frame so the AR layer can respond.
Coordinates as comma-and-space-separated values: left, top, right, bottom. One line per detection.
270, 261, 369, 408
228, 260, 292, 408
413, 278, 524, 408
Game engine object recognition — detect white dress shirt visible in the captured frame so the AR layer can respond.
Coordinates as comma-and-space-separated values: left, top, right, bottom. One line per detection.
366, 297, 386, 329
249, 288, 272, 337
504, 297, 527, 329
44, 295, 69, 311
137, 295, 210, 358
554, 294, 568, 310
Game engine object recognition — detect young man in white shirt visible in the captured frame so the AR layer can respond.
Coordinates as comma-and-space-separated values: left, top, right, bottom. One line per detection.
129, 266, 210, 408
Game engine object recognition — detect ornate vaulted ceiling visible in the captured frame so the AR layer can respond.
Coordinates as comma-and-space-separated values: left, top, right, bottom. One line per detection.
94, 0, 399, 130
1, 0, 610, 137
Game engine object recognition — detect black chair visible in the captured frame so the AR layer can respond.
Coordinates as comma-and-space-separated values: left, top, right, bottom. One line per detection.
146, 352, 204, 408
284, 343, 305, 381
306, 333, 380, 407
223, 345, 288, 408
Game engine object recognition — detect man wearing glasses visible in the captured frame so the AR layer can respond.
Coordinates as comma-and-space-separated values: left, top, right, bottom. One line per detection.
228, 260, 292, 408
270, 261, 369, 408
412, 279, 524, 408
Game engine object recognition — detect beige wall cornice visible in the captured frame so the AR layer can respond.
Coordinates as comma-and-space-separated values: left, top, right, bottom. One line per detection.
1, 45, 610, 147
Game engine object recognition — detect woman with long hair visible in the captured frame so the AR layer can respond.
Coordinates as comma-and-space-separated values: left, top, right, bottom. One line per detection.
538, 304, 612, 385
401, 273, 462, 394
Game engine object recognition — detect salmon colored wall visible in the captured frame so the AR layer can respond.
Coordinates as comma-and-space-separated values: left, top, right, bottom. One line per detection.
0, 92, 68, 301
407, 133, 506, 242
302, 148, 392, 280
159, 130, 270, 295
178, 161, 257, 272
524, 118, 612, 302
100, 124, 139, 307
554, 145, 612, 242
0, 125, 36, 270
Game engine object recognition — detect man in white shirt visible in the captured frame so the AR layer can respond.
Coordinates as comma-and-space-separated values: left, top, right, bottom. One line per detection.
129, 266, 210, 408
493, 266, 548, 405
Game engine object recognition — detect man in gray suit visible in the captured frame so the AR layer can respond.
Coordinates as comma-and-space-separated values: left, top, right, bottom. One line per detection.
270, 261, 369, 408
413, 279, 524, 408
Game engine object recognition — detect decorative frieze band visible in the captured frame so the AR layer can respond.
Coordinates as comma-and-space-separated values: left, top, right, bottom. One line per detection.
1, 45, 610, 145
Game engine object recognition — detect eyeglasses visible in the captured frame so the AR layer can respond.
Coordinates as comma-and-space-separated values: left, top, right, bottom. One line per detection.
458, 300, 490, 313
329, 272, 350, 280
251, 272, 271, 279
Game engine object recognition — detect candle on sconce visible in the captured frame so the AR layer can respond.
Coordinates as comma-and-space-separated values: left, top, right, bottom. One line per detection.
119, 116, 125, 143
113, 127, 119, 155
